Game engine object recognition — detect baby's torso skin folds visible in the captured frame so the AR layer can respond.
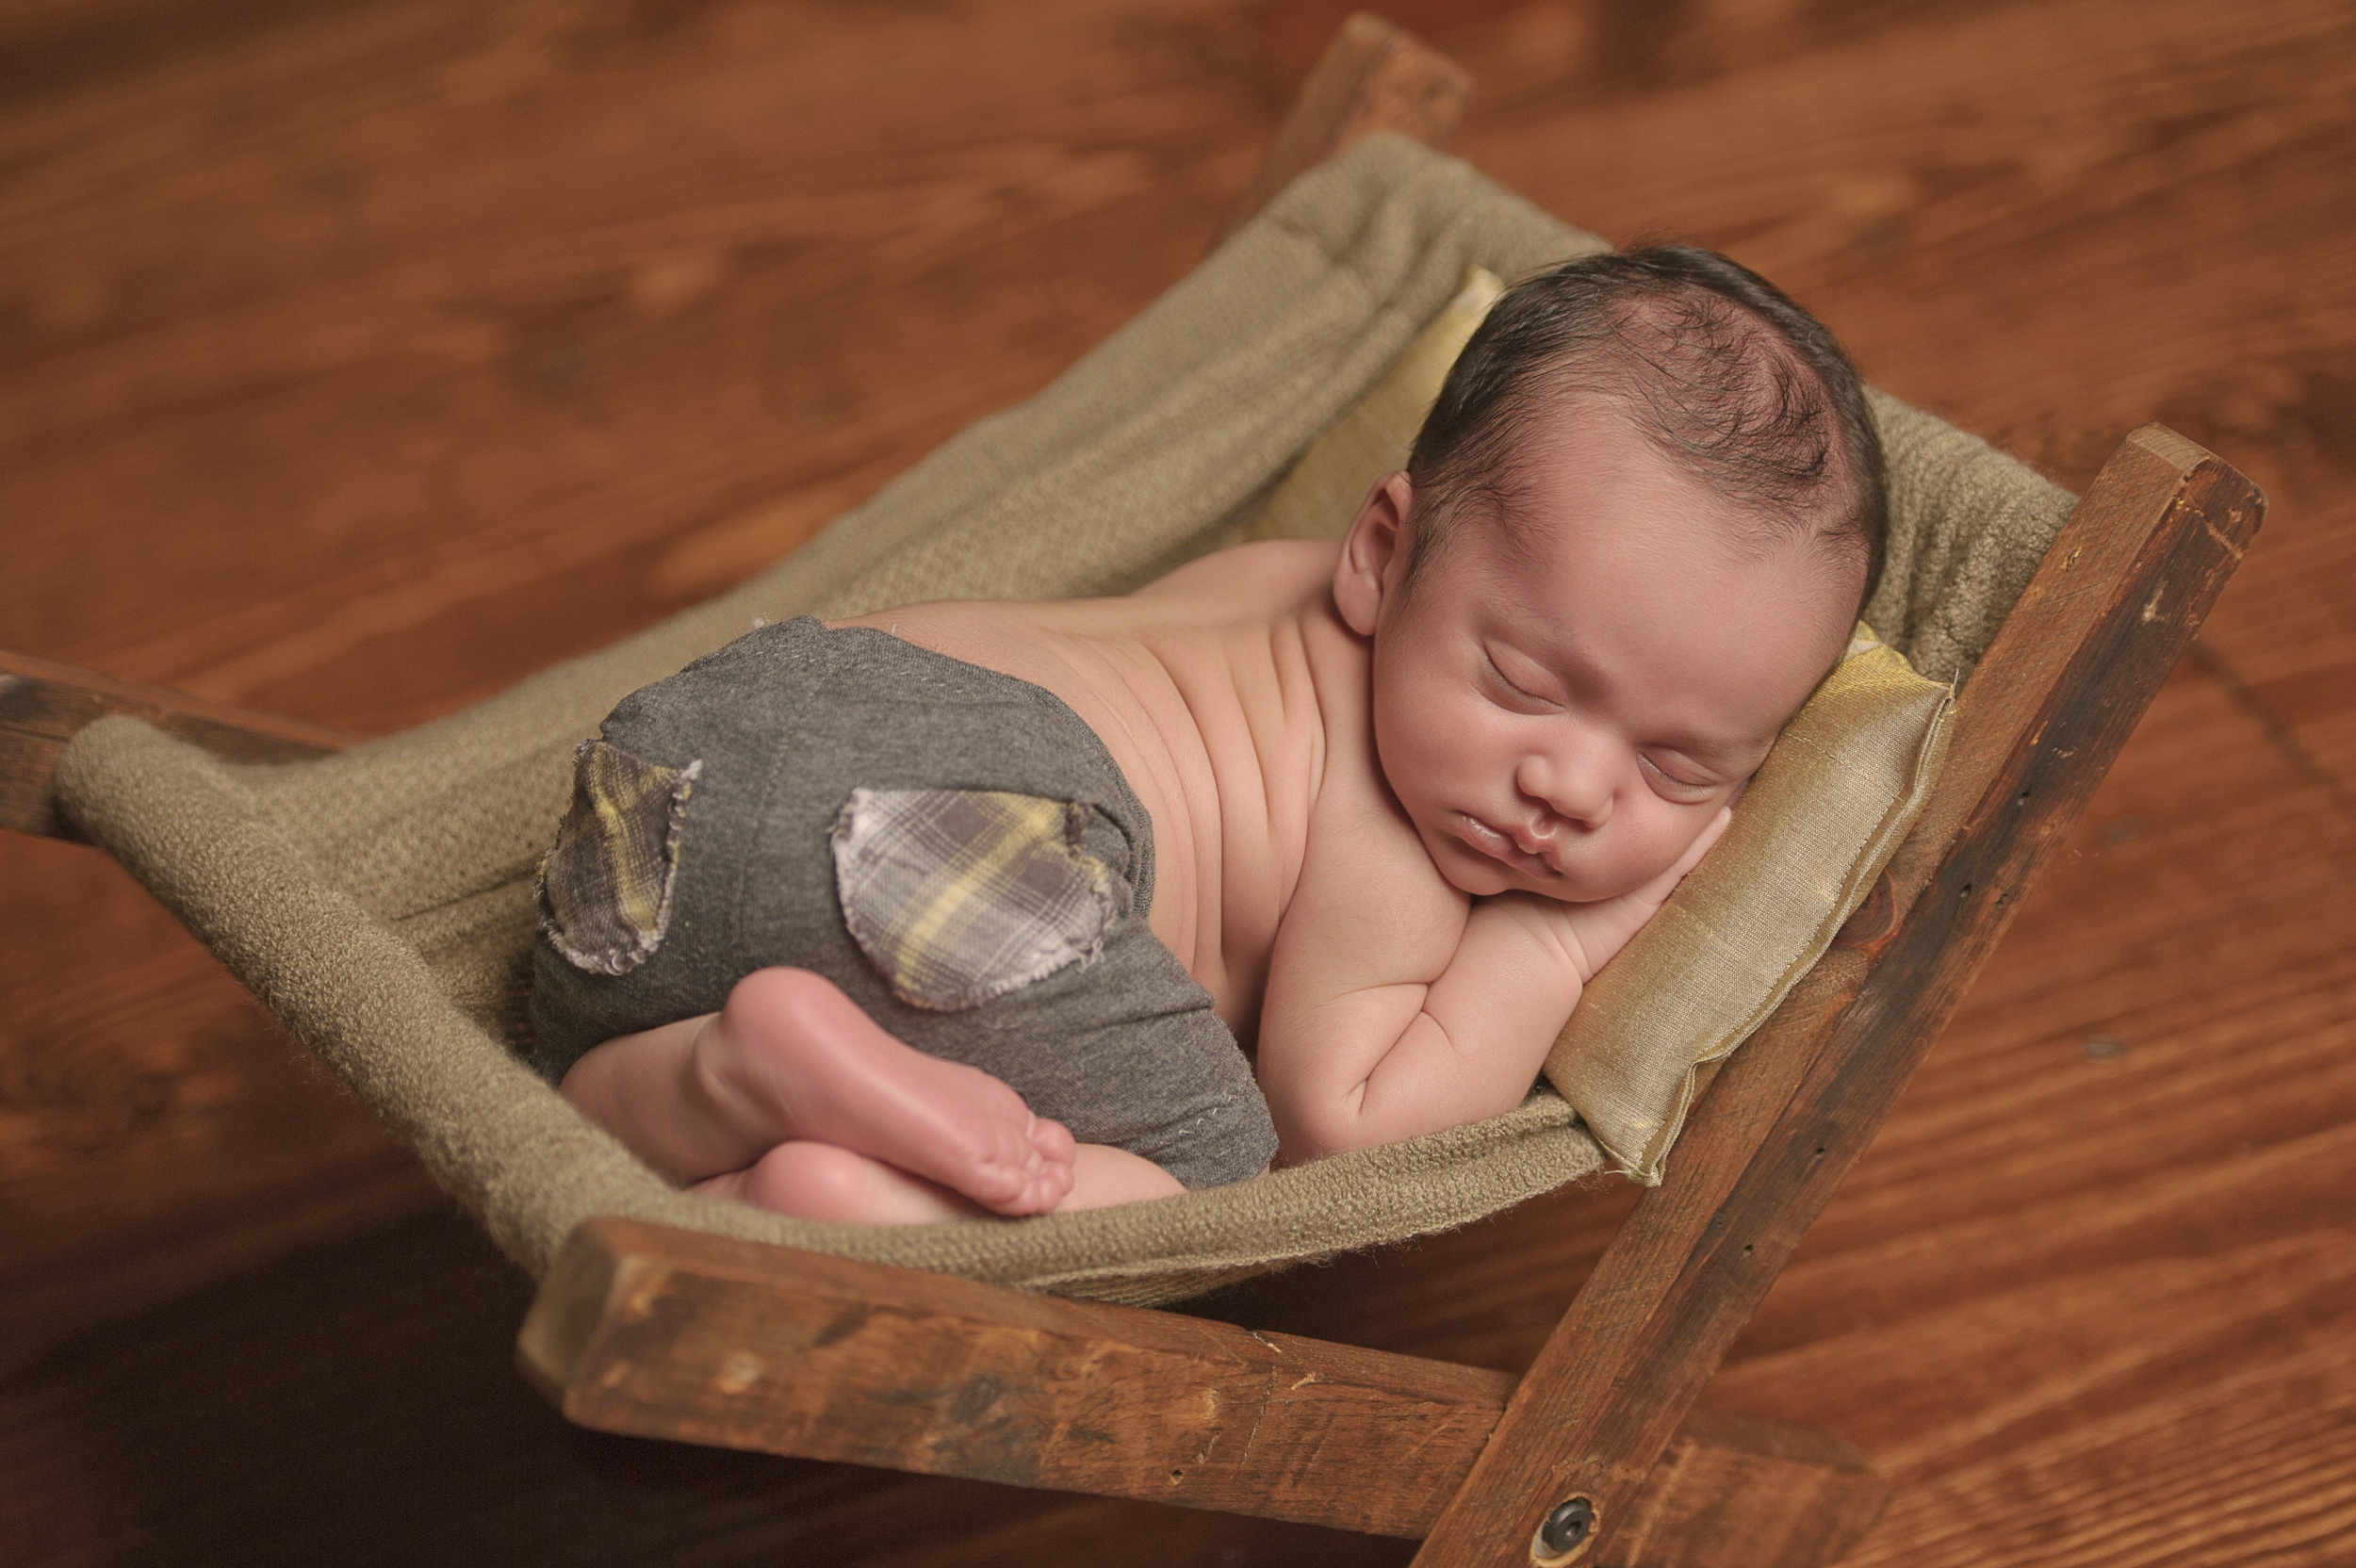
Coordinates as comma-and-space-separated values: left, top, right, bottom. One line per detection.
833, 538, 1389, 1051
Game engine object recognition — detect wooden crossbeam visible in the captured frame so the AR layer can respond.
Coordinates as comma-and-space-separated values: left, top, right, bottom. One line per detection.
0, 649, 350, 840
521, 1217, 1890, 1566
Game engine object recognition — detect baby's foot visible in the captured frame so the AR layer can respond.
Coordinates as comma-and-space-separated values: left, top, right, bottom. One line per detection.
693, 967, 1077, 1216
697, 1141, 988, 1225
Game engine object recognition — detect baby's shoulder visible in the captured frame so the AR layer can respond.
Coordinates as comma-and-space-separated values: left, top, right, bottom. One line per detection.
1276, 754, 1471, 971
1135, 538, 1342, 610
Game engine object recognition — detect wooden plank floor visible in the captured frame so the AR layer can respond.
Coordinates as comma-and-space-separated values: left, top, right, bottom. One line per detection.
3, 1, 2350, 1562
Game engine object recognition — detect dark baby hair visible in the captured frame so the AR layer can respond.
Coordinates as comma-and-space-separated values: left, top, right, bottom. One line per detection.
1404, 245, 1888, 610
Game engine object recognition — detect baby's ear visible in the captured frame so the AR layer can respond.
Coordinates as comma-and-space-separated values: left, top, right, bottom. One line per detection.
1334, 471, 1414, 636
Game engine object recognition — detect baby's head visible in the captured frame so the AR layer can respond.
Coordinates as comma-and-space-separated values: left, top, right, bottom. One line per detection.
1333, 246, 1887, 905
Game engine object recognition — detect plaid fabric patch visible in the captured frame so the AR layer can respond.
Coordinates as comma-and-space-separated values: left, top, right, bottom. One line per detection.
536, 739, 702, 976
832, 787, 1116, 1012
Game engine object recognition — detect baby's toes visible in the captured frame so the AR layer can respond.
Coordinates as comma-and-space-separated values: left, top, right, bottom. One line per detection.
958, 1118, 1072, 1216
1029, 1115, 1076, 1167
936, 1118, 1049, 1212
1019, 1119, 1076, 1212
992, 1163, 1072, 1217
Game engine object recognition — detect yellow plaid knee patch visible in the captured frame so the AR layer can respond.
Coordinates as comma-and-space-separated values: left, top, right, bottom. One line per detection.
536, 739, 702, 976
831, 787, 1116, 1012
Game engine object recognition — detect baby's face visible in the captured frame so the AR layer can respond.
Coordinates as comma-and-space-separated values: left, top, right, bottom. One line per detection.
1335, 413, 1858, 905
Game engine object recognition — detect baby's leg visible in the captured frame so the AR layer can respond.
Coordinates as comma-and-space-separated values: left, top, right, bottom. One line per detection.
696, 1139, 1186, 1224
561, 967, 1076, 1215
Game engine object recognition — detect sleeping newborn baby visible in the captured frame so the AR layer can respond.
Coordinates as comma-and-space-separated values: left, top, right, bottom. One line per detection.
530, 246, 1887, 1222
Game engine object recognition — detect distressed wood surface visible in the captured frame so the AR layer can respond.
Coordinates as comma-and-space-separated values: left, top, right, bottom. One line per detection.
522, 1217, 1889, 1564
1212, 10, 1469, 244
4, 3, 2352, 1565
520, 1217, 1517, 1541
0, 650, 350, 839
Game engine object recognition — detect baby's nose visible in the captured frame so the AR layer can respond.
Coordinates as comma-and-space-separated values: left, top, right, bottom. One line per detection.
1517, 747, 1612, 830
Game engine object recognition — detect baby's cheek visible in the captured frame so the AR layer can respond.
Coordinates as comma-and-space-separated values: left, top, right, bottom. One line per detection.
1612, 813, 1696, 892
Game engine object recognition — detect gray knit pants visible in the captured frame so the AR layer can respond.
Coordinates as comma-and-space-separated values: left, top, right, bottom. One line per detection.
528, 615, 1276, 1190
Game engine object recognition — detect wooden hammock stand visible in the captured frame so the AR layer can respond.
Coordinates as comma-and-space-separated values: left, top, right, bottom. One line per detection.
0, 16, 2263, 1567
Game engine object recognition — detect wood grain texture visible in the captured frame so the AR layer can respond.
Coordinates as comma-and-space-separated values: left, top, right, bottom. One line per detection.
3, 3, 2352, 1565
1611, 1408, 1889, 1568
517, 1217, 1890, 1562
0, 649, 350, 839
0, 9, 1451, 843
521, 1217, 1517, 1541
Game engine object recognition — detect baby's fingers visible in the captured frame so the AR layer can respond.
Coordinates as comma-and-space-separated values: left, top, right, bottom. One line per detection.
1670, 805, 1734, 879
1628, 806, 1732, 906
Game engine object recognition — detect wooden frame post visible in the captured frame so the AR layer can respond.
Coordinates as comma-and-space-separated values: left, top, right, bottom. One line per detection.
1213, 12, 1469, 245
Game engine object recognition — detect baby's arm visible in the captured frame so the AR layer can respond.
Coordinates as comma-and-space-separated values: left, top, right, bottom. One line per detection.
1258, 810, 1726, 1161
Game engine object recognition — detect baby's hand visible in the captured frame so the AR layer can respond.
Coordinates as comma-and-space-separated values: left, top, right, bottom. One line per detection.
1562, 806, 1733, 980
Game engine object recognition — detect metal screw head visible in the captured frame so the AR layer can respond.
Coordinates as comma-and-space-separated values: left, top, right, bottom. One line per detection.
1539, 1495, 1595, 1556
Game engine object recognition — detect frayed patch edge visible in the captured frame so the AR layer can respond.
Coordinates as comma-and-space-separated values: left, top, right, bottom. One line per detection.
534, 745, 703, 977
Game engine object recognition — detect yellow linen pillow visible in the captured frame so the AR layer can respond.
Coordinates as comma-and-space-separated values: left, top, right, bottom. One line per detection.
1237, 269, 1955, 1184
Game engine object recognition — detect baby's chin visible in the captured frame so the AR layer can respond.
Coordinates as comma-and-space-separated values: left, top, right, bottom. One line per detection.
1503, 870, 1652, 906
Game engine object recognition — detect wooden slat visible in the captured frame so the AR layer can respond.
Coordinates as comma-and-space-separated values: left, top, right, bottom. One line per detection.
1212, 11, 1469, 245
519, 1217, 1514, 1540
0, 649, 352, 840
520, 1217, 1889, 1562
1877, 426, 2253, 934
1408, 427, 2265, 1566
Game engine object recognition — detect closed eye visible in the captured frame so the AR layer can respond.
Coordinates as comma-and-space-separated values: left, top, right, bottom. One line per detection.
1640, 753, 1721, 802
1482, 652, 1560, 711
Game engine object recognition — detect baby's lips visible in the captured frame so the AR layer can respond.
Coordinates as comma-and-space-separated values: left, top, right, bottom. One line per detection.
1461, 811, 1562, 877
1507, 818, 1553, 858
